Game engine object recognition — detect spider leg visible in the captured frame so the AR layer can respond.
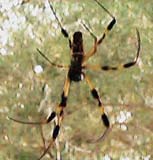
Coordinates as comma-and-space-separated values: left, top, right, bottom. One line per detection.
81, 22, 97, 63
39, 125, 54, 159
55, 136, 62, 160
37, 75, 71, 160
81, 21, 97, 40
9, 75, 70, 160
8, 110, 56, 125
84, 29, 141, 71
83, 1, 116, 62
101, 28, 141, 70
48, 0, 72, 48
84, 74, 110, 143
38, 123, 61, 160
37, 48, 69, 69
94, 0, 116, 45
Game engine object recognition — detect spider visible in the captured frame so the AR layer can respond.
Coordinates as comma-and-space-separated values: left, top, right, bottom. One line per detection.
9, 0, 141, 159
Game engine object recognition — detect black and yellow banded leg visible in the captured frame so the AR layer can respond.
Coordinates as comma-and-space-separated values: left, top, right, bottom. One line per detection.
84, 74, 110, 142
39, 123, 61, 160
94, 0, 116, 45
84, 29, 141, 72
83, 13, 115, 61
101, 29, 141, 71
48, 1, 72, 48
83, 1, 116, 62
97, 17, 116, 45
81, 21, 97, 63
37, 76, 71, 160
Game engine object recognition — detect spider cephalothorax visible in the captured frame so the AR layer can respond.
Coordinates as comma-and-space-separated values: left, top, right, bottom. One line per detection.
72, 31, 84, 54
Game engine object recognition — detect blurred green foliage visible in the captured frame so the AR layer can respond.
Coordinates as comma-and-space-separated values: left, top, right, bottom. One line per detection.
0, 0, 153, 160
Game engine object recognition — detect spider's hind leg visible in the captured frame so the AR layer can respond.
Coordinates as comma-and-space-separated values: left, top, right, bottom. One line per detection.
85, 74, 110, 143
37, 75, 71, 160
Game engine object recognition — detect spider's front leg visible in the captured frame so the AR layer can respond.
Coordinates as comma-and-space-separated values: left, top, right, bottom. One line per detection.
84, 29, 141, 72
48, 1, 72, 49
38, 76, 71, 160
85, 74, 110, 143
83, 0, 116, 62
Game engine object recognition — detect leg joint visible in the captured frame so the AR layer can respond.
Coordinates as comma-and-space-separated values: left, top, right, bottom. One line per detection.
47, 111, 56, 123
91, 89, 99, 99
59, 92, 67, 107
101, 113, 110, 127
52, 125, 60, 140
98, 34, 105, 44
123, 62, 136, 68
107, 18, 116, 30
61, 28, 69, 38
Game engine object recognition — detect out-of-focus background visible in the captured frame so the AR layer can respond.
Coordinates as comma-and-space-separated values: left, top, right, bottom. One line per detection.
0, 0, 153, 159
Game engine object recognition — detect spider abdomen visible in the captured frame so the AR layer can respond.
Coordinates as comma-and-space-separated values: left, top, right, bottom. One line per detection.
68, 66, 83, 82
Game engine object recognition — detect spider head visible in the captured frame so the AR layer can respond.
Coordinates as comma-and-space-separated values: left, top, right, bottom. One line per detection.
72, 31, 84, 54
73, 31, 82, 43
